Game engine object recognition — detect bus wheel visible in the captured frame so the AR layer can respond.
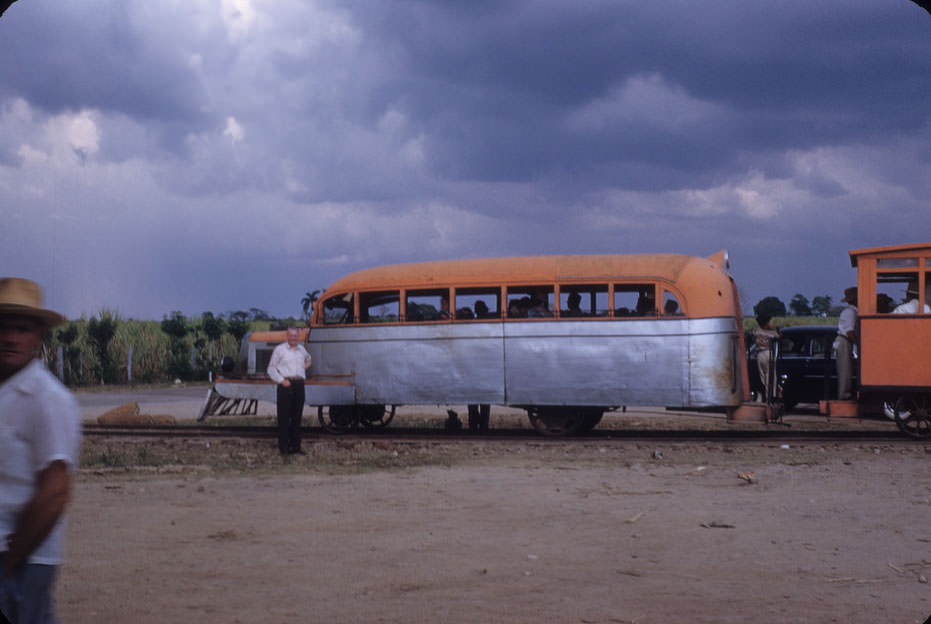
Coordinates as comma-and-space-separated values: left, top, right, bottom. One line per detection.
892, 395, 931, 439
578, 408, 604, 432
318, 405, 355, 433
527, 407, 584, 436
359, 404, 396, 429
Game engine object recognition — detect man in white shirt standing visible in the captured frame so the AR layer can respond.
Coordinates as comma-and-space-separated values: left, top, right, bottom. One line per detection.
834, 286, 857, 401
267, 327, 312, 455
0, 278, 82, 624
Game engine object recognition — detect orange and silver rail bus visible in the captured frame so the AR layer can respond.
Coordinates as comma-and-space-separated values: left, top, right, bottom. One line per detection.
204, 251, 755, 435
848, 242, 931, 437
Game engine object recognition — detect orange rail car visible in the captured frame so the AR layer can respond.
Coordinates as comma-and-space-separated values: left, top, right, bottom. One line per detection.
850, 242, 931, 437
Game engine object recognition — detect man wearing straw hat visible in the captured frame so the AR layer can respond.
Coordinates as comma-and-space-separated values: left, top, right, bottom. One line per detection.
0, 278, 81, 624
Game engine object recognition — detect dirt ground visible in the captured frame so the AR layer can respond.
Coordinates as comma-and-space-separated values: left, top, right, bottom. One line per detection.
59, 400, 931, 623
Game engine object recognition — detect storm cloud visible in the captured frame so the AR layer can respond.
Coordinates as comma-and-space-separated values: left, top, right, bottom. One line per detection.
1, 0, 929, 319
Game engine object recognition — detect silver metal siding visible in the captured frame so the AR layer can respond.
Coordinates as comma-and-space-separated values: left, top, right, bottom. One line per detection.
309, 323, 505, 405
502, 320, 690, 406
307, 317, 740, 408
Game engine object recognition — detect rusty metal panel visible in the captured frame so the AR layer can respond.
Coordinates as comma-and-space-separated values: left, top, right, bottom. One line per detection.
687, 317, 743, 406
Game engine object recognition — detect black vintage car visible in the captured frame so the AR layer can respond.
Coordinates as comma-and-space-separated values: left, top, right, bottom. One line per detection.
747, 325, 855, 409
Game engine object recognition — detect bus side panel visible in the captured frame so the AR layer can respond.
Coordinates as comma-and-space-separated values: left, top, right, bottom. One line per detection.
307, 324, 506, 405
307, 318, 741, 408
859, 316, 931, 389
502, 320, 691, 407
687, 317, 742, 407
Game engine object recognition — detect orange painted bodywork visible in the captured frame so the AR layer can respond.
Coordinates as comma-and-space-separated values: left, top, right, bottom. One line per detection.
313, 252, 739, 323
850, 242, 931, 391
859, 317, 931, 388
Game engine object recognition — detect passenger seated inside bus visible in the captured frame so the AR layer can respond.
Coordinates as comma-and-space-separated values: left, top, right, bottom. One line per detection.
636, 293, 655, 316
528, 294, 553, 318
563, 292, 583, 317
614, 284, 656, 317
508, 297, 531, 318
406, 289, 450, 321
440, 295, 452, 319
663, 291, 683, 316
474, 300, 490, 318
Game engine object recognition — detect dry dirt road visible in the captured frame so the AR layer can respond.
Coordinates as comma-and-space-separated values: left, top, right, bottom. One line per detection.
59, 423, 931, 624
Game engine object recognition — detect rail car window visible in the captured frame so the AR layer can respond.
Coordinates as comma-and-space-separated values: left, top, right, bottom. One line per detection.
614, 285, 656, 317
506, 286, 554, 318
559, 285, 608, 317
877, 271, 929, 314
406, 289, 451, 322
662, 291, 683, 316
455, 287, 501, 320
321, 293, 354, 325
360, 291, 400, 323
877, 257, 919, 268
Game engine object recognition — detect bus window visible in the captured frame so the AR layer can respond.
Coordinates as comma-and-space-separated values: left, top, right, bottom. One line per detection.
360, 291, 400, 323
322, 293, 354, 325
663, 290, 683, 316
406, 289, 451, 322
559, 285, 608, 317
507, 286, 554, 318
614, 285, 656, 317
455, 287, 501, 320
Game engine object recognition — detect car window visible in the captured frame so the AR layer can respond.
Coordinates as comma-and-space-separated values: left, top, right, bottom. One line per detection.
780, 336, 804, 355
810, 335, 827, 356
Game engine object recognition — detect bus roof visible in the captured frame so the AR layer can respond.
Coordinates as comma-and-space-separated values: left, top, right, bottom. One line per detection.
324, 252, 730, 292
849, 242, 931, 267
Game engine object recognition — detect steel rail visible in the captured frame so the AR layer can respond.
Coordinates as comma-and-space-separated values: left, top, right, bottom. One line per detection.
82, 423, 919, 445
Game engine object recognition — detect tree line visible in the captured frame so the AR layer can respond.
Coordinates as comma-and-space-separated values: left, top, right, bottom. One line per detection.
44, 309, 302, 387
752, 293, 835, 319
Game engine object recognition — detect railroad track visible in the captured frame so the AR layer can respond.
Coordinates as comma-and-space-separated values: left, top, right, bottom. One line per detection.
83, 423, 920, 445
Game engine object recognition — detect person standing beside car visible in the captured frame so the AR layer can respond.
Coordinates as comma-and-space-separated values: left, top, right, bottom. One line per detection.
267, 327, 312, 455
0, 277, 82, 624
752, 314, 780, 403
834, 287, 858, 400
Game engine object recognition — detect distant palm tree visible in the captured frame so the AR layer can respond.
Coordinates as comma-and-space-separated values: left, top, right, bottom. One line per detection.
301, 290, 321, 320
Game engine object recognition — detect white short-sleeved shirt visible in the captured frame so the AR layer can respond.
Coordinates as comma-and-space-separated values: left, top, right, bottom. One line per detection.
0, 359, 82, 565
892, 299, 930, 314
266, 342, 312, 384
837, 305, 857, 336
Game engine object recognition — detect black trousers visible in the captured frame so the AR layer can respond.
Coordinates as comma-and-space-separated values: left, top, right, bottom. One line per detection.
276, 381, 305, 453
467, 404, 490, 432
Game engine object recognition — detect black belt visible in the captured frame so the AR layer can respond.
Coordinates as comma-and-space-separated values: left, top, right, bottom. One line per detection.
283, 377, 305, 384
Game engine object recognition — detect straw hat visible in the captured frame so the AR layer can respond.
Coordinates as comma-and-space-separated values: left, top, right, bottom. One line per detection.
0, 278, 66, 328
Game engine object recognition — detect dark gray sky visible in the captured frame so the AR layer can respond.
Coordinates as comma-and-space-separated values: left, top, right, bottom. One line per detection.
1, 0, 929, 319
